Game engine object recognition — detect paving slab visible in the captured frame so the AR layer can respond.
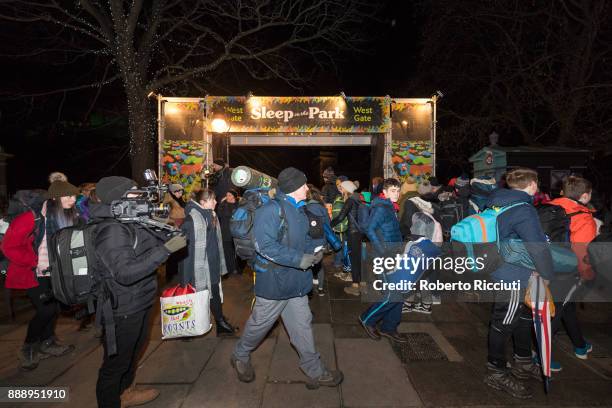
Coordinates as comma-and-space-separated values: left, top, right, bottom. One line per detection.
335, 338, 422, 407
136, 337, 218, 384
0, 329, 100, 387
181, 338, 274, 408
329, 300, 364, 325
138, 384, 191, 408
269, 323, 335, 382
261, 383, 340, 408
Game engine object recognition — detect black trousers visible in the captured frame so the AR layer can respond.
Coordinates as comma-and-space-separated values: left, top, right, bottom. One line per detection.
210, 282, 223, 322
222, 240, 237, 274
348, 232, 362, 283
551, 301, 586, 349
25, 277, 59, 344
96, 307, 152, 408
487, 289, 532, 368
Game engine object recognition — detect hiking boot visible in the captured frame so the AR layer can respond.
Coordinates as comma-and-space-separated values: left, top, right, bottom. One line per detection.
40, 337, 75, 357
120, 385, 160, 408
575, 342, 592, 360
379, 331, 409, 343
306, 369, 344, 390
484, 363, 532, 399
20, 342, 41, 371
511, 355, 543, 382
216, 317, 237, 337
230, 355, 255, 383
344, 285, 360, 296
412, 302, 432, 314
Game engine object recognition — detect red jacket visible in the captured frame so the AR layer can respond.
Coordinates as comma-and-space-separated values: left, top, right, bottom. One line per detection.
1, 211, 39, 289
549, 197, 597, 280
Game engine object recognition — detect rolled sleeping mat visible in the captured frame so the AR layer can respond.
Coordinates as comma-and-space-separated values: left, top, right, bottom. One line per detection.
231, 166, 278, 190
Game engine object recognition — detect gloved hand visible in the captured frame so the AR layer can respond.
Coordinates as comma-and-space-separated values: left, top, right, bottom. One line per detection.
299, 254, 316, 270
313, 250, 324, 264
164, 234, 187, 254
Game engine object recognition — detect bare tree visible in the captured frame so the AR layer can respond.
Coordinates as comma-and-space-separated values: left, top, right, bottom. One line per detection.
416, 0, 612, 152
0, 0, 376, 179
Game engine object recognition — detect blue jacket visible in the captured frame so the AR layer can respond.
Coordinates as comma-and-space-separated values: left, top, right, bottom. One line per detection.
366, 197, 403, 254
252, 192, 314, 300
306, 200, 330, 248
487, 188, 554, 284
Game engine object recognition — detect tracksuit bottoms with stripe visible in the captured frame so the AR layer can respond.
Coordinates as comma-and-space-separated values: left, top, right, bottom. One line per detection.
488, 288, 532, 368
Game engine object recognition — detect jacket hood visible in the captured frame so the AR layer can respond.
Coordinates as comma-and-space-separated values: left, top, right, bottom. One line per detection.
372, 196, 394, 208
549, 197, 595, 214
408, 197, 434, 214
471, 177, 497, 196
486, 188, 533, 208
89, 202, 114, 219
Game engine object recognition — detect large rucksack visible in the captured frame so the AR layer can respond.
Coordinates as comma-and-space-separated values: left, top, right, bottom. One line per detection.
537, 204, 585, 244
435, 199, 464, 240
450, 202, 527, 273
331, 196, 348, 234
230, 190, 285, 263
411, 212, 443, 243
48, 220, 133, 309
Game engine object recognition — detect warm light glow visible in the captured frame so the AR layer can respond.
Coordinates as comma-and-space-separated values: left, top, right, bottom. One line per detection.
211, 118, 230, 133
165, 104, 179, 115
249, 97, 261, 108
401, 120, 408, 126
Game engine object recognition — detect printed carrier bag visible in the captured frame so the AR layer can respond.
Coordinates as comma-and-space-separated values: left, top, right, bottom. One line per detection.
160, 284, 212, 339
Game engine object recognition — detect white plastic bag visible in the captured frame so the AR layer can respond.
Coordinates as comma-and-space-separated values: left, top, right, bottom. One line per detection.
160, 284, 212, 339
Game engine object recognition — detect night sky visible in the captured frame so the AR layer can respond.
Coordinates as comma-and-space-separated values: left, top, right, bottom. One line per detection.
1, 1, 610, 195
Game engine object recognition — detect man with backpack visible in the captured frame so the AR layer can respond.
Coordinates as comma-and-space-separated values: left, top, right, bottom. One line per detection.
544, 176, 596, 367
232, 167, 343, 390
359, 178, 408, 342
484, 168, 554, 399
91, 176, 187, 408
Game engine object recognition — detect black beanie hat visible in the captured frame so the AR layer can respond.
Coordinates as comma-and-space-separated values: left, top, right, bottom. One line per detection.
278, 167, 307, 194
96, 176, 137, 204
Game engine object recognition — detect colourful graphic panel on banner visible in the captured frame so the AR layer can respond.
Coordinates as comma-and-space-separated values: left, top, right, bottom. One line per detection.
391, 102, 434, 182
206, 96, 391, 133
161, 140, 205, 198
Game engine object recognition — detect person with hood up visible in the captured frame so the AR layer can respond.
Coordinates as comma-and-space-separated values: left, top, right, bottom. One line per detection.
91, 176, 187, 408
483, 168, 554, 399
330, 180, 364, 296
179, 188, 237, 336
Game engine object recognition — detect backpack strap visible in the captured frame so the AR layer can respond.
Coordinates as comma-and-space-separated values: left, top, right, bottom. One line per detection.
494, 202, 530, 248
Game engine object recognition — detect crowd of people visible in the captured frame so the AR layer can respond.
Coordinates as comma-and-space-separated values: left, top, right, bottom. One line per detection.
0, 162, 610, 406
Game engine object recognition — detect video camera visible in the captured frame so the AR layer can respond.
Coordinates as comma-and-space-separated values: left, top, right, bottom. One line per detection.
110, 169, 179, 235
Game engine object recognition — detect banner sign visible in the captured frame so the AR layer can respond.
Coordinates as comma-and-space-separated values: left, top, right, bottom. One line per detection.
391, 101, 434, 181
206, 96, 390, 133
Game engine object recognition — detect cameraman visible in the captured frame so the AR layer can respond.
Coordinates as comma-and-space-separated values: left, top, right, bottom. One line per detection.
91, 177, 187, 408
231, 167, 343, 390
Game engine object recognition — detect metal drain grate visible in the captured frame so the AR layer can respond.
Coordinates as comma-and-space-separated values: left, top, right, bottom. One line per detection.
391, 332, 448, 362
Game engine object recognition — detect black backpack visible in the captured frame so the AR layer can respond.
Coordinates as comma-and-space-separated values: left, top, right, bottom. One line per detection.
435, 199, 464, 240
230, 191, 285, 262
537, 204, 585, 244
48, 220, 135, 309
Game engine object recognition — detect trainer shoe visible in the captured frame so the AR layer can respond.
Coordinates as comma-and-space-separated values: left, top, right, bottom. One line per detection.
484, 362, 532, 399
533, 355, 562, 372
402, 302, 415, 313
344, 285, 360, 296
575, 342, 593, 359
340, 273, 353, 282
230, 355, 255, 383
412, 302, 432, 314
120, 385, 160, 407
20, 342, 41, 371
306, 369, 344, 390
358, 318, 381, 341
431, 294, 442, 305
